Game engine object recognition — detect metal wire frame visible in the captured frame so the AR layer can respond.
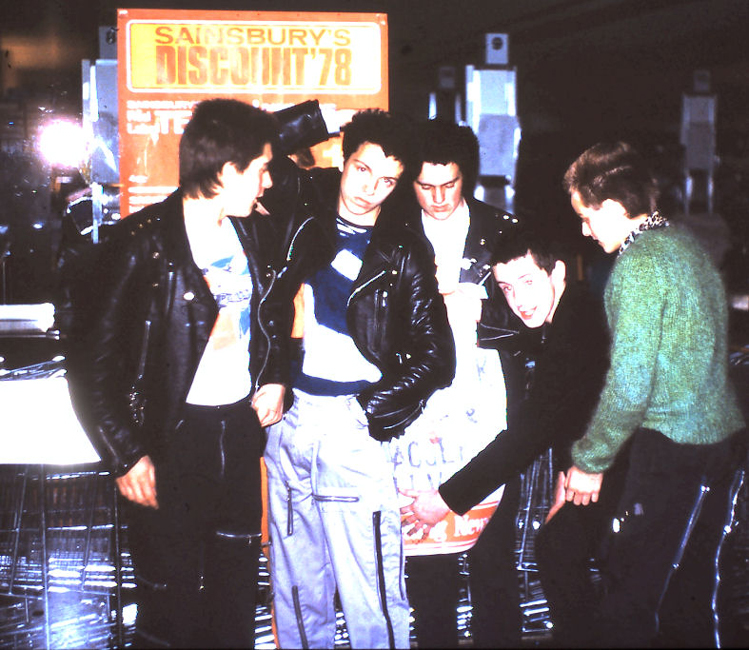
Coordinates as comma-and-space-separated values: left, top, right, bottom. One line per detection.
0, 465, 135, 649
2, 450, 747, 648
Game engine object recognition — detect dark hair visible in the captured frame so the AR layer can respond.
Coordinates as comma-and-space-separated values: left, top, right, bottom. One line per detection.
179, 99, 279, 200
563, 141, 659, 217
340, 109, 417, 181
416, 119, 480, 194
491, 229, 565, 275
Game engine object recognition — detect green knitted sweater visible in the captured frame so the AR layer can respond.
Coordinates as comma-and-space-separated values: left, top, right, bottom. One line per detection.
571, 225, 745, 473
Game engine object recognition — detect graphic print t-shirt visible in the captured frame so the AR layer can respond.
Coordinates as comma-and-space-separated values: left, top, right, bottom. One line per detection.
185, 217, 253, 406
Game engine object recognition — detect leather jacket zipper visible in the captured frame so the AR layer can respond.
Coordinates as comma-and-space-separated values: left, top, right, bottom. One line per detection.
347, 269, 387, 308
218, 418, 227, 480
165, 264, 175, 318
254, 266, 277, 396
280, 216, 316, 278
254, 214, 312, 395
136, 320, 151, 382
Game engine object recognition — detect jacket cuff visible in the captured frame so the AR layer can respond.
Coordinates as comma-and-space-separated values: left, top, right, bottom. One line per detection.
438, 480, 471, 517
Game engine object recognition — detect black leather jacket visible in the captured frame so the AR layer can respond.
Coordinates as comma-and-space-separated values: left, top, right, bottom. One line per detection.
68, 191, 289, 477
268, 164, 456, 440
408, 192, 526, 442
414, 195, 523, 347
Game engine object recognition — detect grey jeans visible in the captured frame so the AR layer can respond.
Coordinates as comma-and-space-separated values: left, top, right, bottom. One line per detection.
265, 390, 410, 649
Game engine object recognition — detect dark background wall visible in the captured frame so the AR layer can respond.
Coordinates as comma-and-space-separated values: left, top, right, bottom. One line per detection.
1, 0, 748, 299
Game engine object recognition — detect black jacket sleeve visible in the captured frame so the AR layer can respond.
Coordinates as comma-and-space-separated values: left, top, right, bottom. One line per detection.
67, 227, 155, 477
357, 231, 456, 440
439, 285, 609, 515
231, 214, 291, 391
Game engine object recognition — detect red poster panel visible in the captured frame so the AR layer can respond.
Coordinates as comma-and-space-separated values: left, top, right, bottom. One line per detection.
117, 8, 388, 216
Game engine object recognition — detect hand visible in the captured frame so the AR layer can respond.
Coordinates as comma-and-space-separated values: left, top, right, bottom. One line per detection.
115, 455, 158, 508
442, 284, 483, 326
399, 488, 451, 540
545, 471, 567, 523
564, 465, 603, 506
252, 383, 286, 427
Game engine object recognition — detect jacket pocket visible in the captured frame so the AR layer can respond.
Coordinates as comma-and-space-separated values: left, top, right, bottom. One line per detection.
372, 286, 389, 349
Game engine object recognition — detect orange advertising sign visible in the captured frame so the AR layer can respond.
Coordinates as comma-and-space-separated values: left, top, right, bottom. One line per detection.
117, 8, 388, 216
126, 21, 383, 95
403, 501, 503, 556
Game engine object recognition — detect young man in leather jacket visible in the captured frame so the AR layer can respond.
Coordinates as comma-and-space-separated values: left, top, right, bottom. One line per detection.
401, 230, 614, 647
262, 109, 456, 649
394, 119, 523, 648
68, 99, 287, 648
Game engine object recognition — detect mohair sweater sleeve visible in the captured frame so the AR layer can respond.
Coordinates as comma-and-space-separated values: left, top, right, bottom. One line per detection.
571, 246, 660, 472
572, 228, 745, 473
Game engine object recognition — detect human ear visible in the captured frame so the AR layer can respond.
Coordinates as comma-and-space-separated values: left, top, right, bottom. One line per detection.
551, 260, 566, 285
216, 162, 239, 188
601, 198, 629, 219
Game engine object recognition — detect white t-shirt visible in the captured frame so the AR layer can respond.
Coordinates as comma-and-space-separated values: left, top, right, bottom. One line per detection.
184, 216, 253, 406
395, 201, 507, 555
421, 200, 470, 294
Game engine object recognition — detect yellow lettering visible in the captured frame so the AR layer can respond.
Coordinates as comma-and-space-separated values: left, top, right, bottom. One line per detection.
187, 46, 208, 85
333, 28, 351, 47
154, 26, 173, 45
209, 47, 229, 85
230, 47, 250, 85
175, 27, 196, 45
267, 28, 286, 46
155, 45, 175, 84
202, 26, 224, 46
288, 28, 307, 46
226, 26, 244, 46
247, 27, 266, 45
309, 28, 327, 46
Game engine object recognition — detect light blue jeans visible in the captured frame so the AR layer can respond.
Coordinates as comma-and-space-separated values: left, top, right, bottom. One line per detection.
265, 390, 410, 649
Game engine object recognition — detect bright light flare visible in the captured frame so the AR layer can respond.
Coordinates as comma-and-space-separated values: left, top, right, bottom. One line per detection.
38, 120, 86, 168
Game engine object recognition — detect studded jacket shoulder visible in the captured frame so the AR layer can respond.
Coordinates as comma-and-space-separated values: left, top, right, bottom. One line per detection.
67, 191, 289, 476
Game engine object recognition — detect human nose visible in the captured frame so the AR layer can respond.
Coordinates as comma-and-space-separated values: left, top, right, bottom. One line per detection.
262, 170, 273, 190
362, 179, 376, 195
514, 285, 532, 308
433, 186, 445, 203
581, 222, 591, 238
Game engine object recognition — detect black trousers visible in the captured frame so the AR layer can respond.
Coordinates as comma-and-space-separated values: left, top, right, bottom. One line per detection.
406, 476, 522, 649
538, 428, 746, 649
536, 451, 628, 648
124, 399, 265, 648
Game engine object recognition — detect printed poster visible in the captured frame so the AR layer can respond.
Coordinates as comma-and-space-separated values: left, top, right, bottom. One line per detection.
117, 8, 388, 216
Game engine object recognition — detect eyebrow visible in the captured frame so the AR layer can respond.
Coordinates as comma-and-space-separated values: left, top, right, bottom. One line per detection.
499, 272, 533, 283
416, 175, 460, 187
351, 157, 371, 170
